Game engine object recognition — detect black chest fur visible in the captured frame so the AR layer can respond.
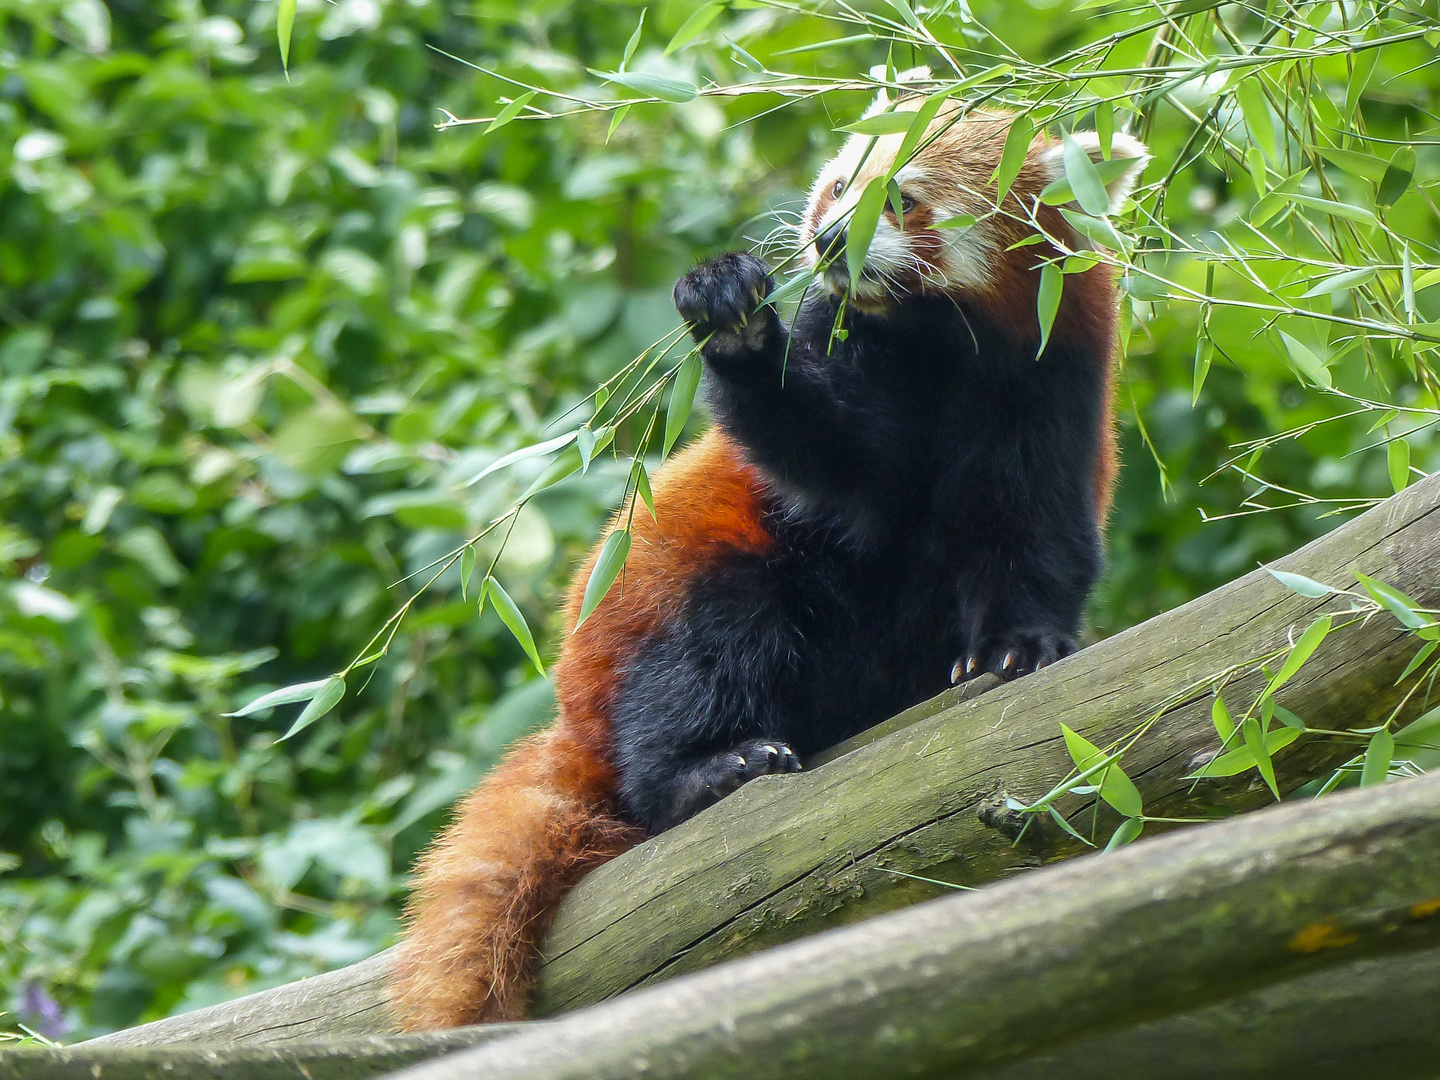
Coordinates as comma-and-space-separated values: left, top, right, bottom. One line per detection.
611, 253, 1108, 833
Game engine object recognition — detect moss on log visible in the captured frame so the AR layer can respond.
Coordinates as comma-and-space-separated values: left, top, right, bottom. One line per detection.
381, 772, 1440, 1080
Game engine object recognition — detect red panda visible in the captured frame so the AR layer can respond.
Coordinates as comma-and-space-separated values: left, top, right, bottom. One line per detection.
390, 73, 1149, 1031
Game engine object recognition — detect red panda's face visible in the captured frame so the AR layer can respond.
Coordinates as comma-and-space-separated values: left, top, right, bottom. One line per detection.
801, 87, 1149, 314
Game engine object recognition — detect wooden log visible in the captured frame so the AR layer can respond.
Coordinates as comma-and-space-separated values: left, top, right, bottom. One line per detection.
378, 772, 1440, 1080
80, 948, 398, 1048
83, 472, 1440, 1046
530, 470, 1440, 1013
0, 1027, 524, 1080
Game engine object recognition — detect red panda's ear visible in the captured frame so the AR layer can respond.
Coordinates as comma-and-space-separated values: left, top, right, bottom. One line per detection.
1037, 131, 1150, 216
863, 65, 935, 118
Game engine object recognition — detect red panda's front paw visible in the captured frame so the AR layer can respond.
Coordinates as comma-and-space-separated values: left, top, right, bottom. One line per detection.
701, 739, 802, 798
674, 252, 777, 356
951, 630, 1076, 684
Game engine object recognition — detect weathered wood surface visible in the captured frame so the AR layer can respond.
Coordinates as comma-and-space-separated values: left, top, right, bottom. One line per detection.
79, 472, 1440, 1048
81, 948, 398, 1048
0, 1027, 523, 1080
382, 772, 1440, 1080
530, 471, 1440, 1013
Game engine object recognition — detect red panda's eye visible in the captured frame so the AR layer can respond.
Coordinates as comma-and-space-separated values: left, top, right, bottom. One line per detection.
899, 194, 918, 214
831, 179, 844, 198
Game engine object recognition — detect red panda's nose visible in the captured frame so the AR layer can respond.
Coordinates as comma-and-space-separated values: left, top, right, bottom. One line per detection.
814, 222, 846, 263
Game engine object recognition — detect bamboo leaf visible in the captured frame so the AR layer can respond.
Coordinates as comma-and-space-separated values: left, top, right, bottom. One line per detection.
486, 91, 537, 134
1389, 439, 1411, 493
1377, 145, 1416, 207
840, 112, 915, 136
519, 445, 583, 501
1095, 100, 1114, 158
280, 676, 344, 740
993, 113, 1033, 205
277, 0, 297, 74
1242, 716, 1280, 799
591, 70, 698, 103
1354, 570, 1428, 631
1212, 692, 1235, 742
1035, 263, 1063, 359
633, 461, 657, 522
1345, 31, 1381, 117
1278, 191, 1378, 227
1105, 817, 1142, 852
729, 41, 763, 72
890, 87, 956, 175
1265, 567, 1337, 598
1261, 615, 1332, 701
459, 431, 577, 488
228, 678, 331, 718
607, 105, 631, 143
1395, 704, 1440, 750
1047, 806, 1095, 847
1191, 727, 1301, 778
1234, 78, 1276, 162
1061, 132, 1111, 216
930, 213, 978, 230
1192, 337, 1213, 404
460, 545, 476, 600
484, 577, 545, 675
1299, 267, 1375, 298
1060, 724, 1143, 819
622, 9, 645, 68
664, 354, 702, 455
665, 2, 724, 56
1360, 728, 1394, 788
1278, 331, 1331, 388
846, 175, 889, 289
1398, 640, 1438, 683
575, 529, 632, 629
1314, 146, 1388, 183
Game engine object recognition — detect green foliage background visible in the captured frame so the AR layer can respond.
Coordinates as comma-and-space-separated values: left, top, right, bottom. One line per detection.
2, 0, 1436, 1040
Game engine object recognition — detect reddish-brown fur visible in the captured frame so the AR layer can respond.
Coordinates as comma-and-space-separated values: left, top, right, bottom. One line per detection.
391, 431, 771, 1029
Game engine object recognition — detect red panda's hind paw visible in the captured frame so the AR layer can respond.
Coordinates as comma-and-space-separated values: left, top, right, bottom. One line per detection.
951, 630, 1076, 684
674, 252, 776, 354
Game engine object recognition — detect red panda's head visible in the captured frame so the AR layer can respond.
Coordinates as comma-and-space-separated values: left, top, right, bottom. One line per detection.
801, 69, 1149, 320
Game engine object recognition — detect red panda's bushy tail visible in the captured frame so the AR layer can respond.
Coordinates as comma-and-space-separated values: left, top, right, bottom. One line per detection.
390, 726, 639, 1030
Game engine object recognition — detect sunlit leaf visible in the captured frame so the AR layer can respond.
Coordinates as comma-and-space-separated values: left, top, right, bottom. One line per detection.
484, 577, 545, 675
1389, 439, 1411, 493
1360, 727, 1394, 787
460, 545, 476, 600
280, 676, 344, 740
1242, 716, 1280, 799
1105, 817, 1142, 851
1212, 692, 1235, 742
1060, 724, 1143, 818
1191, 727, 1301, 778
846, 175, 889, 289
1234, 78, 1276, 162
665, 2, 724, 55
1261, 615, 1331, 702
993, 113, 1033, 205
591, 70, 699, 103
1265, 568, 1336, 598
1278, 331, 1331, 388
228, 678, 332, 718
1035, 263, 1063, 358
486, 90, 537, 134
1299, 267, 1375, 298
840, 112, 915, 136
575, 529, 632, 629
459, 431, 577, 488
1061, 133, 1111, 216
277, 0, 296, 74
664, 354, 702, 455
1354, 570, 1428, 631
1192, 337, 1213, 404
1377, 145, 1416, 207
